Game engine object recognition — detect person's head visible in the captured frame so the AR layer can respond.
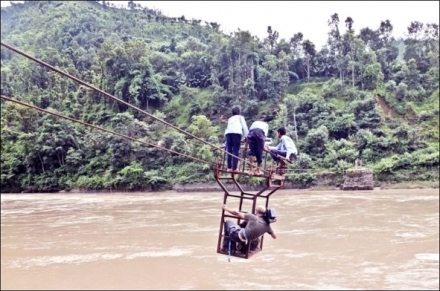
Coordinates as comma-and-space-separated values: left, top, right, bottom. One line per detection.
277, 127, 286, 138
231, 107, 241, 116
255, 205, 266, 216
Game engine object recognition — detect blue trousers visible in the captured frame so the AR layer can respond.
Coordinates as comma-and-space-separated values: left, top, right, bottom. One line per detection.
223, 220, 242, 245
269, 149, 296, 162
248, 129, 265, 164
225, 133, 242, 170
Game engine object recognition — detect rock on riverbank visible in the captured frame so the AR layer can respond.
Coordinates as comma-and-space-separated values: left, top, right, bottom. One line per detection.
340, 168, 374, 190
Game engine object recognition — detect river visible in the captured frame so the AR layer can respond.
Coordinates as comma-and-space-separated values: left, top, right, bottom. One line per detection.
1, 189, 439, 290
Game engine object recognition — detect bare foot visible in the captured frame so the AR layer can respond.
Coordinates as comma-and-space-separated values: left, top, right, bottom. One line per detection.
248, 171, 254, 176
231, 169, 239, 173
227, 169, 232, 172
255, 171, 263, 176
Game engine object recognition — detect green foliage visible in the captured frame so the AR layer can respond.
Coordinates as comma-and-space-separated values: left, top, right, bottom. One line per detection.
286, 172, 316, 188
0, 2, 438, 191
113, 162, 148, 190
373, 148, 439, 175
304, 125, 329, 157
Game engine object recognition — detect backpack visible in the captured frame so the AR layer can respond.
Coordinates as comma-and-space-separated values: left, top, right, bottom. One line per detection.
265, 208, 277, 223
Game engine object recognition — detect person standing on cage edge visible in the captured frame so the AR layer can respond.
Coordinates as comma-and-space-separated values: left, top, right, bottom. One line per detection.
247, 120, 269, 176
267, 126, 297, 170
224, 107, 249, 173
221, 204, 277, 253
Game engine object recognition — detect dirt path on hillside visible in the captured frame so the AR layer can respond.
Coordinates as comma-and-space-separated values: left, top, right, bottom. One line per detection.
376, 95, 396, 118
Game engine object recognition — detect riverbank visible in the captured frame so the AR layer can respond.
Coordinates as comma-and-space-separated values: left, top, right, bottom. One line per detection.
171, 181, 439, 192
59, 180, 438, 194
2, 181, 437, 194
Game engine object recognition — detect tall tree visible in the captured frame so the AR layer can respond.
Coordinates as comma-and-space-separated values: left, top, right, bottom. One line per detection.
345, 17, 355, 88
264, 26, 279, 53
328, 13, 344, 86
302, 39, 316, 82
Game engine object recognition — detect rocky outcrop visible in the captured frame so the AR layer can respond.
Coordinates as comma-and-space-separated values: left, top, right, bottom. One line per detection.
340, 167, 374, 190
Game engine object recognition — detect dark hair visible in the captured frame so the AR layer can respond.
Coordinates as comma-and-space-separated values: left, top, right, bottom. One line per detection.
277, 127, 286, 136
231, 107, 241, 116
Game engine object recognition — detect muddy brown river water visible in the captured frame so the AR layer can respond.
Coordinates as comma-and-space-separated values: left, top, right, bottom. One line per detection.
1, 189, 439, 290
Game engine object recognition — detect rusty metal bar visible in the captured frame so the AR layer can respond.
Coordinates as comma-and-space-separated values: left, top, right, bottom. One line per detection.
224, 194, 255, 200
213, 142, 286, 260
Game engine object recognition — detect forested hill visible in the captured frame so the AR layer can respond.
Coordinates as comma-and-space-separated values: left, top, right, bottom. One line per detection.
1, 1, 439, 193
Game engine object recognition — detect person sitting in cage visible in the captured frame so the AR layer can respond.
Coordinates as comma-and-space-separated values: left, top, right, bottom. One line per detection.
221, 204, 277, 254
266, 127, 297, 171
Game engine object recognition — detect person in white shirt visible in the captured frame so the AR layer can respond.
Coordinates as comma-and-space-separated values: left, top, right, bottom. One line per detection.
266, 127, 297, 169
224, 107, 249, 173
247, 120, 269, 176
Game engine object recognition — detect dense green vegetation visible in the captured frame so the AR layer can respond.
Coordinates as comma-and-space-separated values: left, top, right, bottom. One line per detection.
1, 1, 438, 192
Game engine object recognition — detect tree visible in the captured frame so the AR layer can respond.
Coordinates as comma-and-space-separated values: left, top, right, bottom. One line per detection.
187, 115, 219, 161
378, 20, 393, 47
328, 13, 344, 86
359, 27, 379, 50
345, 17, 355, 88
127, 0, 134, 10
305, 125, 329, 157
302, 39, 316, 82
264, 26, 279, 53
289, 32, 304, 59
345, 17, 354, 34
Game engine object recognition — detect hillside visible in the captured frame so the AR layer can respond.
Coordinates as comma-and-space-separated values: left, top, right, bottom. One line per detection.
0, 1, 438, 192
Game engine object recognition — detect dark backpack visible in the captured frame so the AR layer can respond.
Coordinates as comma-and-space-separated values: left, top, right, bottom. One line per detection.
265, 208, 277, 223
